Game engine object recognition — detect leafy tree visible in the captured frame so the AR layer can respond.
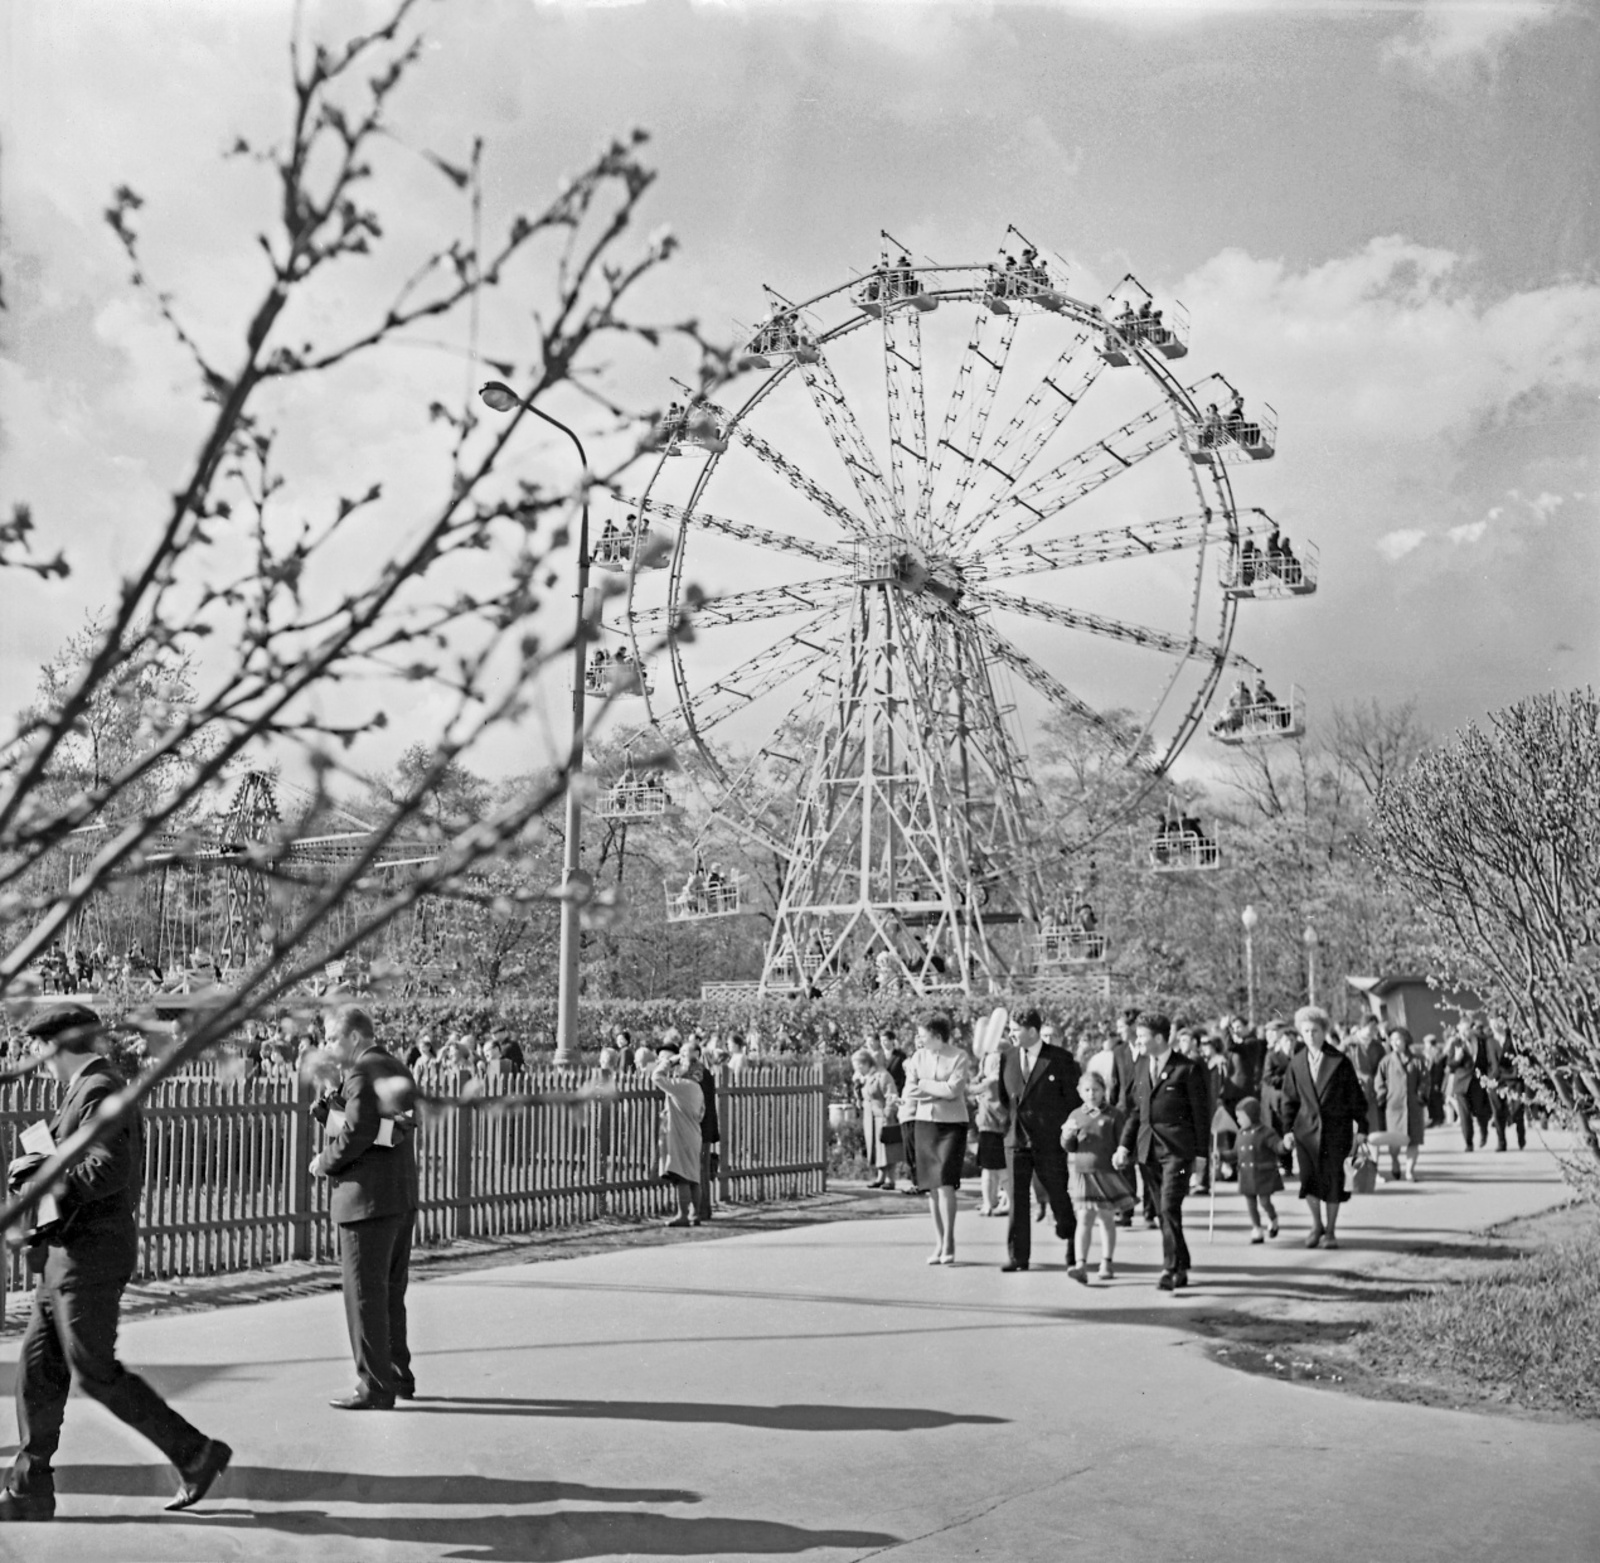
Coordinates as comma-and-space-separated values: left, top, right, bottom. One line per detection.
1368, 688, 1600, 1170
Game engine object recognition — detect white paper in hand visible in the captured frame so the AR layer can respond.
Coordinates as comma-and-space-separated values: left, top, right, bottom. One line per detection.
20, 1121, 55, 1157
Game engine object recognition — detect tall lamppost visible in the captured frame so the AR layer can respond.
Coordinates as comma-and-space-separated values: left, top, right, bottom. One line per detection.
1303, 923, 1319, 1008
479, 380, 590, 1067
1241, 903, 1259, 1029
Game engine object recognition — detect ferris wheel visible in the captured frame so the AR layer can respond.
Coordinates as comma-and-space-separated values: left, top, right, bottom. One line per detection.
608, 229, 1294, 997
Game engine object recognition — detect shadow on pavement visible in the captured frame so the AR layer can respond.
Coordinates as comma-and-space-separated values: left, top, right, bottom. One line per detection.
399, 1396, 1005, 1430
46, 1464, 696, 1506
64, 1507, 900, 1559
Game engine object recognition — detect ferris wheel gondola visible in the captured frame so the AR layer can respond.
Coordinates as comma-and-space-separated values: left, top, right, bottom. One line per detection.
616, 226, 1294, 996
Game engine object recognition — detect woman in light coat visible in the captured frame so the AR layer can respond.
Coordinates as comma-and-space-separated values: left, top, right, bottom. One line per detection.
651, 1052, 704, 1227
854, 1046, 902, 1189
1374, 1025, 1427, 1181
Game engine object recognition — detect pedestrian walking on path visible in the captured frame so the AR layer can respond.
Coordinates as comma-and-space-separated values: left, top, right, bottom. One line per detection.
998, 1008, 1079, 1273
2, 1004, 231, 1522
900, 1011, 971, 1265
1277, 1005, 1369, 1249
1114, 1013, 1209, 1291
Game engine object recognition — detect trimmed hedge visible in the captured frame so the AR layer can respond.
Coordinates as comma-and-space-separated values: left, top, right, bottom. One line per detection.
359, 991, 1120, 1057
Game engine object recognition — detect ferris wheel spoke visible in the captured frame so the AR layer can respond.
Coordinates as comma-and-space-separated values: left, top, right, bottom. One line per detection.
968, 585, 1244, 668
800, 355, 895, 533
919, 310, 1016, 542
882, 308, 928, 532
951, 327, 1099, 538
956, 611, 1159, 768
966, 409, 1180, 553
675, 638, 835, 738
734, 425, 870, 541
627, 579, 848, 639
947, 396, 1177, 550
637, 498, 854, 569
967, 514, 1221, 582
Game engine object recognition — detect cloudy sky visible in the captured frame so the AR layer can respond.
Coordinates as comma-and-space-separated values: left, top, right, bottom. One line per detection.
2, 0, 1597, 786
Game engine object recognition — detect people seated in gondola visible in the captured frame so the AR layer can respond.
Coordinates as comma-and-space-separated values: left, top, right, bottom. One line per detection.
1226, 392, 1262, 449
1199, 403, 1225, 449
1278, 534, 1299, 579
645, 770, 664, 794
1020, 246, 1042, 286
1252, 673, 1277, 711
1115, 301, 1138, 337
1213, 678, 1252, 734
1239, 536, 1259, 586
895, 254, 919, 297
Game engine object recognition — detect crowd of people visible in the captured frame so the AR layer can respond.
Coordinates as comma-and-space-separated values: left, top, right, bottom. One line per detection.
1236, 527, 1305, 590
844, 1004, 1536, 1284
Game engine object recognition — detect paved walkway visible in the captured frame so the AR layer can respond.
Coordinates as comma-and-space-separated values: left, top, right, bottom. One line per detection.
2, 1130, 1597, 1562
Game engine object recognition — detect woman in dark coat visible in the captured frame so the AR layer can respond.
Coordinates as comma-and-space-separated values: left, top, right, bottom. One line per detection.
1374, 1025, 1427, 1182
1276, 1006, 1370, 1249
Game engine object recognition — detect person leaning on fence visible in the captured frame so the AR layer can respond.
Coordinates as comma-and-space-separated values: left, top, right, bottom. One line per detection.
2, 1004, 232, 1522
310, 1005, 420, 1410
685, 1039, 719, 1222
651, 1050, 704, 1227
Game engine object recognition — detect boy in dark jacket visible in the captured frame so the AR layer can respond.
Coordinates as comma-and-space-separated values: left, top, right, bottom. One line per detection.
1234, 1096, 1283, 1243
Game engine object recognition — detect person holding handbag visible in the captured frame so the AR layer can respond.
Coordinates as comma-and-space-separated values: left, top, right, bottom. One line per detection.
854, 1048, 902, 1189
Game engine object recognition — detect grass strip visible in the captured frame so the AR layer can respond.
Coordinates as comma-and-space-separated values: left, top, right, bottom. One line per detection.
1357, 1221, 1600, 1418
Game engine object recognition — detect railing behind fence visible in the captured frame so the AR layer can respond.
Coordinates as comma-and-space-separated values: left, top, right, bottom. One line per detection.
1, 1062, 826, 1304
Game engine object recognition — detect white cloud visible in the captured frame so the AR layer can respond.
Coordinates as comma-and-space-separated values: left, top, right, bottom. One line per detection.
1448, 520, 1488, 544
1527, 490, 1565, 522
1378, 528, 1429, 560
1383, 0, 1559, 78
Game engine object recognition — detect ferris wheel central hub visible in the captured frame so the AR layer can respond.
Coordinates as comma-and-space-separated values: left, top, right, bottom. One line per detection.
852, 537, 964, 605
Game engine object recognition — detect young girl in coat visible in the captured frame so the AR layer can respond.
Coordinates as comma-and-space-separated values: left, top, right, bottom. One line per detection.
1234, 1096, 1283, 1242
1061, 1073, 1134, 1281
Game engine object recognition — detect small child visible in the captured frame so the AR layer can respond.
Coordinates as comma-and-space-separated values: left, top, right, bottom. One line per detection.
971, 1048, 1011, 1216
1061, 1073, 1134, 1281
1234, 1096, 1283, 1242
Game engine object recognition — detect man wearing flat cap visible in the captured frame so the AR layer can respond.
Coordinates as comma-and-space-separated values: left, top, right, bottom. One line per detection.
1, 1004, 231, 1522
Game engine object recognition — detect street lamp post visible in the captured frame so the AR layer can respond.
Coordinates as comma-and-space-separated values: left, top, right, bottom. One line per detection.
1303, 923, 1319, 1008
1241, 903, 1259, 1029
480, 380, 590, 1068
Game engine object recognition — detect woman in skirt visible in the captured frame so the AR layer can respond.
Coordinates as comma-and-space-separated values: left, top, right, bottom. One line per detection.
901, 1011, 972, 1265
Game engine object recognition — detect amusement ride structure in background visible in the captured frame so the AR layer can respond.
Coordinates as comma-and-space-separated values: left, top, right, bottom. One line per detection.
604, 228, 1318, 1000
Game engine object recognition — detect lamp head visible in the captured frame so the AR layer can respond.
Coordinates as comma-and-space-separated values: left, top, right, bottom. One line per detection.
1302, 924, 1318, 948
479, 380, 521, 413
1241, 904, 1259, 932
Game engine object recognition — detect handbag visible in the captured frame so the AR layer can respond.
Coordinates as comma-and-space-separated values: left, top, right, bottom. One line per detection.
1347, 1140, 1378, 1196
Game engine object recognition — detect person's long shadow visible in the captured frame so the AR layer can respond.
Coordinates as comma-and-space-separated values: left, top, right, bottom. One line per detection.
67, 1505, 901, 1560
48, 1465, 696, 1506
398, 1397, 1006, 1431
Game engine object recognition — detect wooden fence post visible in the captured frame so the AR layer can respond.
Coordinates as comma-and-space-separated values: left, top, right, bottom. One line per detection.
453, 1099, 475, 1240
286, 1073, 314, 1262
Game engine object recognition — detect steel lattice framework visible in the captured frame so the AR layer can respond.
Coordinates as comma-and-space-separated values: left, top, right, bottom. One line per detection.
614, 234, 1276, 997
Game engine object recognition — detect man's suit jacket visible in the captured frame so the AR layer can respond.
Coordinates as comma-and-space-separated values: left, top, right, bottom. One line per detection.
35, 1057, 142, 1289
998, 1042, 1080, 1153
1119, 1050, 1209, 1164
313, 1043, 420, 1225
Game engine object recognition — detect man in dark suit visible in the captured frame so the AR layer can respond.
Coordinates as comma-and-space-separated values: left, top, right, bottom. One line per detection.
1114, 1013, 1209, 1290
998, 1008, 1080, 1272
1107, 1009, 1147, 1228
1484, 1018, 1526, 1150
2, 1005, 231, 1522
311, 1005, 420, 1410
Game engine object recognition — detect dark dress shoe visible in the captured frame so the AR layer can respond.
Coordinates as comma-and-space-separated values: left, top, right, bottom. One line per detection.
0, 1486, 54, 1522
330, 1392, 395, 1411
393, 1381, 416, 1401
1157, 1270, 1176, 1291
1000, 1261, 1030, 1272
1173, 1271, 1190, 1289
167, 1438, 233, 1511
